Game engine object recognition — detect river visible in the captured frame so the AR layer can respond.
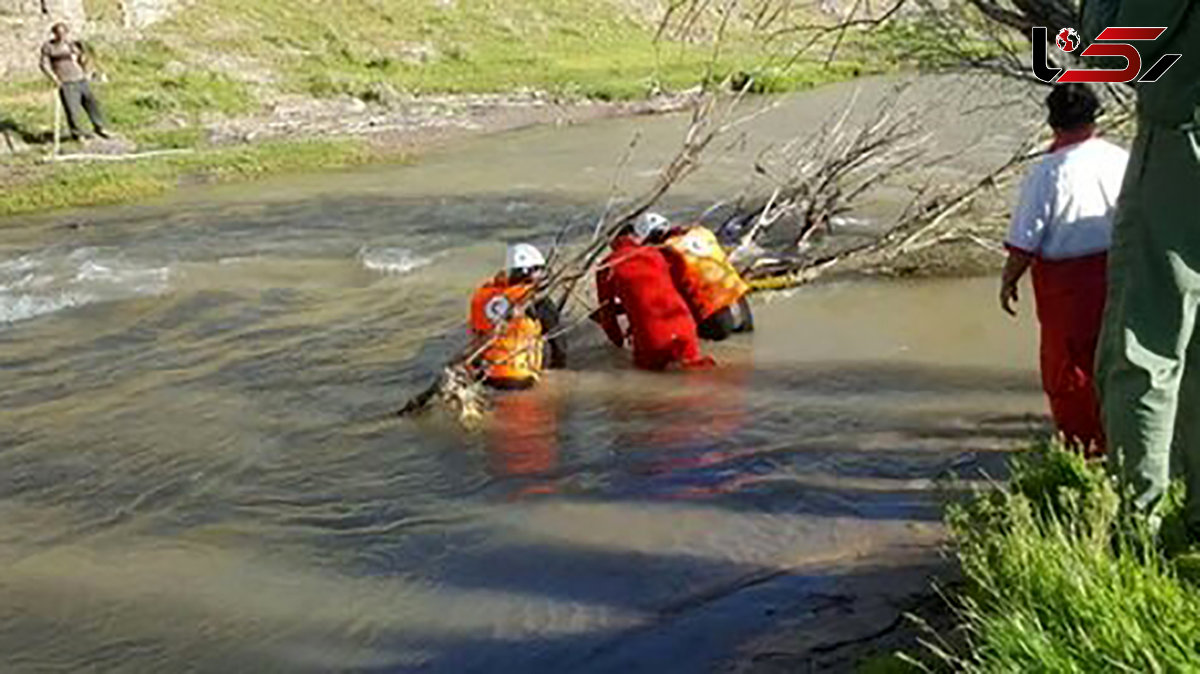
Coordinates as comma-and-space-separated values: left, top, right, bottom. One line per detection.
0, 76, 1047, 672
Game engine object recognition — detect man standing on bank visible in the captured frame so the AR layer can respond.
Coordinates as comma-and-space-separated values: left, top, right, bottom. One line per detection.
40, 22, 111, 141
1084, 0, 1200, 534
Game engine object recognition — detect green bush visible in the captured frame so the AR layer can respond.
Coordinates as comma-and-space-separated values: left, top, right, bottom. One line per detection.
945, 443, 1200, 672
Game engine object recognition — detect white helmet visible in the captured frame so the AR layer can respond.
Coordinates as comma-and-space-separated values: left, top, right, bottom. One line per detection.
506, 243, 546, 273
633, 212, 671, 243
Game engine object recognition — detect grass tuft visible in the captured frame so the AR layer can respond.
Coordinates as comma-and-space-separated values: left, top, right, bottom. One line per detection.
942, 441, 1200, 672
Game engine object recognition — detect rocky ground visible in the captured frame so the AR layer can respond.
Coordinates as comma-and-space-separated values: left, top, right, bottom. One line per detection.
201, 89, 699, 151
4, 88, 697, 158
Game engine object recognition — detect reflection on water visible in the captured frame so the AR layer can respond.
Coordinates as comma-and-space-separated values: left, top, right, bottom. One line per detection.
0, 75, 1046, 673
486, 389, 564, 499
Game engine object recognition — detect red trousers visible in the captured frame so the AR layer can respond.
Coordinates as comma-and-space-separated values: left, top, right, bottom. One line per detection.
1032, 253, 1107, 455
633, 333, 713, 371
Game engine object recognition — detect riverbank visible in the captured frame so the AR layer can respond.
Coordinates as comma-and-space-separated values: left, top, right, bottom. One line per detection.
800, 443, 1200, 673
0, 89, 702, 217
1, 0, 900, 218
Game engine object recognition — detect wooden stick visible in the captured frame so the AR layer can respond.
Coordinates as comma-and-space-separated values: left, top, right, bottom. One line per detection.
49, 149, 194, 163
52, 86, 61, 158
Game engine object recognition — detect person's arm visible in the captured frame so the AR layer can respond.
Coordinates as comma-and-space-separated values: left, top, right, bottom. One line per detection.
1000, 248, 1034, 317
1001, 166, 1051, 316
594, 265, 625, 348
533, 297, 568, 369
39, 44, 57, 83
74, 41, 92, 74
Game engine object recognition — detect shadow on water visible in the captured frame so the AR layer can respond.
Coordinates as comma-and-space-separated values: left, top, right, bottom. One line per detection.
0, 345, 1038, 671
0, 519, 945, 674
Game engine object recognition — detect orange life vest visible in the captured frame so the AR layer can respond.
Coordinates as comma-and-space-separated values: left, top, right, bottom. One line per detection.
664, 227, 751, 321
468, 274, 545, 385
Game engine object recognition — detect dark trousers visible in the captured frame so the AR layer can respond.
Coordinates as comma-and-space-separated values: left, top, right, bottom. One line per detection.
59, 80, 106, 138
697, 296, 755, 341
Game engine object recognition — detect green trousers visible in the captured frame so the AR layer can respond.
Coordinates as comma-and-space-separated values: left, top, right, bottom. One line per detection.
1098, 120, 1200, 525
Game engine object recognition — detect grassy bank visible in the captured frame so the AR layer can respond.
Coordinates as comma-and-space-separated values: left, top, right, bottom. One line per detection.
0, 138, 393, 217
934, 443, 1200, 671
2, 0, 878, 145
1, 0, 897, 218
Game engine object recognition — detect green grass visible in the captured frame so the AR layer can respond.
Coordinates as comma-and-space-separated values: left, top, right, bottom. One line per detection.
1, 0, 899, 216
92, 39, 255, 128
941, 441, 1200, 672
0, 138, 393, 217
82, 0, 126, 24
157, 0, 868, 101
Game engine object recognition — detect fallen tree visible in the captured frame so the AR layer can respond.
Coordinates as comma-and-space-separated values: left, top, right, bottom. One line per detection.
396, 79, 1034, 423
397, 85, 765, 421
712, 82, 1040, 285
397, 0, 1117, 423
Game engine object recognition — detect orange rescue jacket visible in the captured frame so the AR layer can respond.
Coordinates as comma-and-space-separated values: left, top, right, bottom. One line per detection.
469, 274, 545, 385
663, 226, 751, 321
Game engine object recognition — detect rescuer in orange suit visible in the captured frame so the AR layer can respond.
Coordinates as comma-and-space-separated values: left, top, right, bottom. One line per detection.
594, 220, 715, 372
637, 212, 754, 342
468, 243, 566, 389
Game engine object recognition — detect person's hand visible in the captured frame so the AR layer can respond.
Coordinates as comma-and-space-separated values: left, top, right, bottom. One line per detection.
1000, 280, 1019, 317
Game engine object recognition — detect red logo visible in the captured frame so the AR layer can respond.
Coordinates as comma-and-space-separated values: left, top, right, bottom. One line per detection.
1032, 26, 1182, 84
1056, 28, 1080, 52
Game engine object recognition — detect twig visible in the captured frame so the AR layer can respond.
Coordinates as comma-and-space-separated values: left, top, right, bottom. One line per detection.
52, 87, 61, 159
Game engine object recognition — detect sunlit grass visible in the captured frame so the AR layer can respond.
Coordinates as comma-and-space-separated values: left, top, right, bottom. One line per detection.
0, 139, 396, 217
940, 441, 1200, 671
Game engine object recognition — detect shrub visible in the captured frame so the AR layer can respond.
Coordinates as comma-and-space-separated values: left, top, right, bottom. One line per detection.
945, 442, 1200, 671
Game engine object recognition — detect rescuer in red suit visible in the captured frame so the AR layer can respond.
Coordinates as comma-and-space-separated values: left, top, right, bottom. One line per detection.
594, 218, 715, 372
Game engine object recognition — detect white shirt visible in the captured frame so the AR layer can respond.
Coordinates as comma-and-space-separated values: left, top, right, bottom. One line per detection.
1006, 137, 1129, 260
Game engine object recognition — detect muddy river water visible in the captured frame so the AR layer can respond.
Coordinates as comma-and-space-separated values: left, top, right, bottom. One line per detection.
0, 77, 1048, 672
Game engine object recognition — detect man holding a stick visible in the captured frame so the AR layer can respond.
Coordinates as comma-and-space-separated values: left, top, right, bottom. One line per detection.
40, 22, 110, 142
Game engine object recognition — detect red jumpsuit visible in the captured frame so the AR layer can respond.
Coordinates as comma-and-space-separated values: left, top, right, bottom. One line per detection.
595, 236, 713, 371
